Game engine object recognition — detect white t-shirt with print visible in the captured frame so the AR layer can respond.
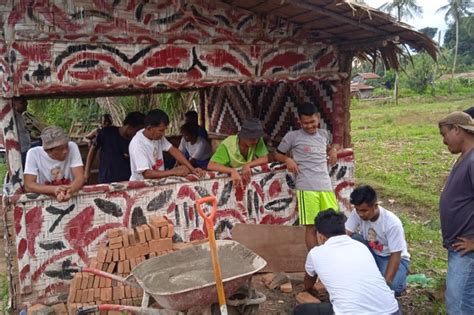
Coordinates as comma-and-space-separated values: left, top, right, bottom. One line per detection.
24, 141, 83, 185
345, 205, 410, 260
129, 129, 172, 181
306, 235, 399, 314
178, 136, 212, 160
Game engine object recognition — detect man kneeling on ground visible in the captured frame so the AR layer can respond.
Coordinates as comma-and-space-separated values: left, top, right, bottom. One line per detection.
24, 126, 85, 202
346, 185, 410, 296
295, 209, 400, 315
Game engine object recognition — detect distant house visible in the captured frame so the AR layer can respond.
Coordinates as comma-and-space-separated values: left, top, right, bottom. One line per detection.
351, 82, 375, 99
439, 72, 474, 81
353, 72, 381, 84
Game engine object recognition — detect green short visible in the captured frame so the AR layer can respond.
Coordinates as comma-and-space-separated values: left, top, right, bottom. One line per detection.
296, 190, 339, 225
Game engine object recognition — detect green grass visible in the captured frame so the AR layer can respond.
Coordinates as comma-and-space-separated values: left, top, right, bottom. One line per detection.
351, 93, 474, 313
0, 274, 8, 312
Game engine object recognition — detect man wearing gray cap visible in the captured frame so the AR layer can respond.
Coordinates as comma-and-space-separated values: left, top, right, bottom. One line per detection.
208, 118, 268, 187
438, 111, 474, 314
24, 126, 85, 202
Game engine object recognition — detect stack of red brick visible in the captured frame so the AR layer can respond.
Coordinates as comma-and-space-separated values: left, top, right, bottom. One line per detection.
67, 215, 178, 314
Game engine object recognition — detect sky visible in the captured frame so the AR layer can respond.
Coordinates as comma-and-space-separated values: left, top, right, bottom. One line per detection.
364, 0, 451, 37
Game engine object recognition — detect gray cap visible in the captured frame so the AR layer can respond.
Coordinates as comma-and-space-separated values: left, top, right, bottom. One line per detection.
41, 126, 69, 150
238, 118, 265, 139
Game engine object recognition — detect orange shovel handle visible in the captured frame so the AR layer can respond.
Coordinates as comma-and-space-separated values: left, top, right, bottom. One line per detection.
196, 196, 217, 224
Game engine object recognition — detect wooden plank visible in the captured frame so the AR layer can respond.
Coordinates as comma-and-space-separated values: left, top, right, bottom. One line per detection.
231, 224, 307, 272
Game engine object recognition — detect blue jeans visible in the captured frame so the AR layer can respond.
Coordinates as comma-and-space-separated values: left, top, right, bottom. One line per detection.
446, 248, 474, 314
352, 233, 409, 295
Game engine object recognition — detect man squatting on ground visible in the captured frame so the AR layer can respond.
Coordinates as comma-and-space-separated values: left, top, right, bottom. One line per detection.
129, 109, 205, 181
295, 209, 401, 315
346, 185, 410, 296
24, 126, 84, 202
274, 102, 338, 249
438, 111, 474, 314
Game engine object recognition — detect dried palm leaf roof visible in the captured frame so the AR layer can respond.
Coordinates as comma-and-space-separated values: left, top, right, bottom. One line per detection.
222, 0, 438, 69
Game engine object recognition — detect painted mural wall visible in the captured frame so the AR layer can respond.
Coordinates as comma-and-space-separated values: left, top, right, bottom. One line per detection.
9, 154, 354, 306
0, 0, 341, 97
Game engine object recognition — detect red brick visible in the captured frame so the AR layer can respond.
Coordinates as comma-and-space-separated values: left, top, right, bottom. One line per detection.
167, 224, 174, 238
150, 216, 168, 228
122, 229, 130, 247
159, 225, 168, 238
138, 243, 149, 256
96, 247, 107, 263
99, 275, 107, 288
81, 288, 89, 303
109, 241, 123, 250
105, 278, 112, 288
142, 225, 153, 241
130, 258, 137, 270
74, 290, 83, 303
128, 230, 136, 246
172, 242, 189, 251
107, 228, 121, 239
94, 288, 101, 299
296, 292, 320, 304
113, 249, 120, 261
105, 250, 113, 263
109, 236, 123, 245
124, 286, 131, 299
149, 252, 156, 258
148, 238, 172, 253
131, 287, 138, 298
87, 288, 95, 302
148, 224, 160, 239
67, 303, 78, 315
123, 260, 130, 274
101, 288, 112, 302
68, 273, 81, 304
280, 282, 293, 293
119, 248, 126, 261
81, 274, 89, 290
125, 246, 140, 260
117, 261, 124, 274
93, 275, 100, 289
106, 262, 116, 274
135, 226, 146, 244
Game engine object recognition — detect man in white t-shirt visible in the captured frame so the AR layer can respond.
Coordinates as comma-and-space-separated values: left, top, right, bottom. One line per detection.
129, 109, 205, 181
24, 126, 84, 202
345, 185, 410, 296
295, 209, 400, 315
178, 122, 212, 169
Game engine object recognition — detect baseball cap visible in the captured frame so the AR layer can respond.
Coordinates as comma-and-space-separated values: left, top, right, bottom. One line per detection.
41, 126, 69, 150
438, 111, 474, 132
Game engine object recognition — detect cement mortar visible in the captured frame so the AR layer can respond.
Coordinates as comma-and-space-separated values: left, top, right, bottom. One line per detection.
132, 240, 265, 294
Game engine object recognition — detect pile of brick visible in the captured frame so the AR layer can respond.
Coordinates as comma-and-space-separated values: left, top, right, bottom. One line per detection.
67, 215, 179, 314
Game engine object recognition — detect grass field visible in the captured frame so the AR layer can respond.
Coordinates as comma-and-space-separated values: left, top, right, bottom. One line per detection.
351, 93, 474, 313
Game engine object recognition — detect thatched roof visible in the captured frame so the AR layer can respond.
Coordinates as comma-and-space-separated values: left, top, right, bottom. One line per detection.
223, 0, 438, 69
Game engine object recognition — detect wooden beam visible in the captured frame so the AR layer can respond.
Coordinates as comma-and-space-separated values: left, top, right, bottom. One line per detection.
337, 35, 400, 51
285, 0, 389, 36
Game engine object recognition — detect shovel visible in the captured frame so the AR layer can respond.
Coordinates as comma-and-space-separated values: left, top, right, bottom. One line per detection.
196, 196, 228, 315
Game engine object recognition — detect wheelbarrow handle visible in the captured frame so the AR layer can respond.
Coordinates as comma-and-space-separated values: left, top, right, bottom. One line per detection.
196, 196, 217, 223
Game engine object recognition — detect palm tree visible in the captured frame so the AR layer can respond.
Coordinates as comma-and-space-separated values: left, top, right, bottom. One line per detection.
437, 0, 474, 93
379, 1, 423, 105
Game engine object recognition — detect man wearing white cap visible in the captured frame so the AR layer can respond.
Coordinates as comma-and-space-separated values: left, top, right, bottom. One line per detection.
438, 111, 474, 314
24, 126, 84, 202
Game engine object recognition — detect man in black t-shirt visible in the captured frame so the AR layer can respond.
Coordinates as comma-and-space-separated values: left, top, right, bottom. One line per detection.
85, 112, 145, 184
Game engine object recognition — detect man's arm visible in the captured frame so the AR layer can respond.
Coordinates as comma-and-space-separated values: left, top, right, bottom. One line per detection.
84, 146, 98, 183
168, 146, 205, 177
274, 151, 299, 174
327, 144, 340, 166
385, 251, 402, 284
24, 174, 59, 195
304, 272, 317, 291
69, 166, 85, 194
142, 167, 188, 179
346, 230, 353, 237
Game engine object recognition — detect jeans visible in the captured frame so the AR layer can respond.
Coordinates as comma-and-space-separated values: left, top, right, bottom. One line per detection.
294, 303, 333, 315
352, 233, 409, 295
446, 248, 474, 314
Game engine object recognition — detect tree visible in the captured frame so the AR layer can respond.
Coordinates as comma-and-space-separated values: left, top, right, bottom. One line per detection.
437, 0, 474, 93
418, 27, 438, 39
444, 15, 474, 67
379, 1, 423, 104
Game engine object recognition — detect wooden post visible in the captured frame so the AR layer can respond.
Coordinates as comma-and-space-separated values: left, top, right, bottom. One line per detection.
0, 97, 24, 194
199, 89, 206, 127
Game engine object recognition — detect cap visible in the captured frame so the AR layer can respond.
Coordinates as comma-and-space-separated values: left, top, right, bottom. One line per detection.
238, 118, 265, 139
439, 111, 474, 132
41, 126, 69, 150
